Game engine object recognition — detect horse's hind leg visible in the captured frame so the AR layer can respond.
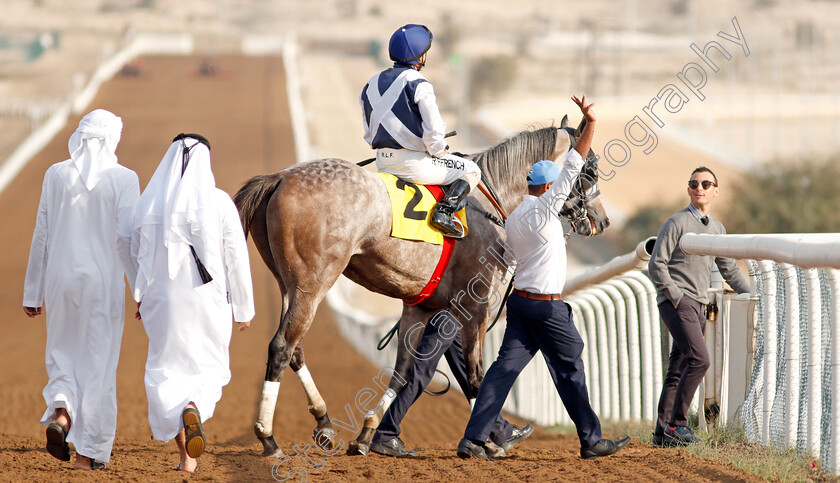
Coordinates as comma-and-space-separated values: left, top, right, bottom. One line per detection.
289, 343, 338, 451
255, 288, 341, 457
254, 320, 293, 457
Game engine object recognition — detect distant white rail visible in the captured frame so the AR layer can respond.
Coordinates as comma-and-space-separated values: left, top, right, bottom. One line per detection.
0, 33, 193, 196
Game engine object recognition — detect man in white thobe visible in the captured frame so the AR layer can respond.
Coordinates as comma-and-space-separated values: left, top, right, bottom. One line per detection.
131, 134, 254, 473
23, 109, 139, 470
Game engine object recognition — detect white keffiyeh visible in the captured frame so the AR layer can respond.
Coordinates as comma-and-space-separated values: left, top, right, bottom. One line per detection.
67, 109, 123, 190
132, 136, 220, 302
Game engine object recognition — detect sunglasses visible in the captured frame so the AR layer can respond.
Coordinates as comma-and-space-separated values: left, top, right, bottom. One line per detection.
688, 180, 717, 190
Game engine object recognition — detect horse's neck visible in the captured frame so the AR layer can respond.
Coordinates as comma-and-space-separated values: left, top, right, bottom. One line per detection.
476, 127, 562, 215
493, 179, 527, 216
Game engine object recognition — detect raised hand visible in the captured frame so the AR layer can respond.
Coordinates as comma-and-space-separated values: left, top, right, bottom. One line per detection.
572, 95, 596, 123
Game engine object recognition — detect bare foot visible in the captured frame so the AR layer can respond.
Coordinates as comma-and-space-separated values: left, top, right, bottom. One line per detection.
175, 424, 199, 472
74, 455, 92, 470
52, 408, 71, 432
177, 457, 198, 473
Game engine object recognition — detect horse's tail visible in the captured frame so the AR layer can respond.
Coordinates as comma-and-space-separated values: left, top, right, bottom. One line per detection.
233, 172, 285, 238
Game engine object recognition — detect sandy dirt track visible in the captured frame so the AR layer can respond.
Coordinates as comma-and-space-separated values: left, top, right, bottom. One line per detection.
0, 55, 762, 482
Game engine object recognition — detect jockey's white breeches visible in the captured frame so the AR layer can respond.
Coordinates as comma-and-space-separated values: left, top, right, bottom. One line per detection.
375, 148, 481, 189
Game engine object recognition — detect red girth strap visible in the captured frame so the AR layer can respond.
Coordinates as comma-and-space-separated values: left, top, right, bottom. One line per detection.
403, 184, 458, 306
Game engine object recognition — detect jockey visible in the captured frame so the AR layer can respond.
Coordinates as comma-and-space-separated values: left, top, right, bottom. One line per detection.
360, 23, 481, 238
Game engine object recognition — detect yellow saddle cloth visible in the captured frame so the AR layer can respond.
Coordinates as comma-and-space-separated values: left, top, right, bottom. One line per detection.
376, 172, 468, 245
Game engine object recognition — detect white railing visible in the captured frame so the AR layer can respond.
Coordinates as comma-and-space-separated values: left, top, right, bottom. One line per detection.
562, 238, 666, 424
681, 233, 840, 473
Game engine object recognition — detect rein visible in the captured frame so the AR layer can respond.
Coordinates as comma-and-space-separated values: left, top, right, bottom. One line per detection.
374, 315, 452, 397
477, 183, 507, 221
377, 319, 400, 350
473, 176, 511, 332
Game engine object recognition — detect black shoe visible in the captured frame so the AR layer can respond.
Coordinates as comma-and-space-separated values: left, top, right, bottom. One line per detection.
430, 179, 470, 238
370, 437, 417, 458
501, 424, 534, 452
456, 438, 495, 461
651, 432, 673, 448
580, 436, 631, 459
666, 425, 701, 445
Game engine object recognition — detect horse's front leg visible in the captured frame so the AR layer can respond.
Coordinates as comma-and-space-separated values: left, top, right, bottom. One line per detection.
347, 305, 431, 455
289, 342, 338, 452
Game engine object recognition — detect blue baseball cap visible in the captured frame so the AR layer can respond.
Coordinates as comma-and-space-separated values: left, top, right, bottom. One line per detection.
527, 160, 560, 185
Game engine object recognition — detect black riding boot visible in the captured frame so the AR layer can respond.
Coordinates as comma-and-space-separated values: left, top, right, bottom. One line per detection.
430, 179, 470, 238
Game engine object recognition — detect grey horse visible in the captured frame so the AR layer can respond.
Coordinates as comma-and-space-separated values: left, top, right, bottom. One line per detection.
234, 116, 609, 458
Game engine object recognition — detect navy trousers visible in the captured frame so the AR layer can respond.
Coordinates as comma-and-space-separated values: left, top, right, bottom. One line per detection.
464, 295, 601, 448
374, 311, 514, 445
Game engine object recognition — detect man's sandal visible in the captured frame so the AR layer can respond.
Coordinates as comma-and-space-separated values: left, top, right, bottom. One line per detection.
45, 423, 71, 462
182, 407, 206, 458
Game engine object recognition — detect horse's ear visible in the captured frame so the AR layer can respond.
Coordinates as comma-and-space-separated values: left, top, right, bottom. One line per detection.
560, 114, 569, 128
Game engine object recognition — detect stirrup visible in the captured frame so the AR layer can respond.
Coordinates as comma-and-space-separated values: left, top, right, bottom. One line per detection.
433, 216, 465, 239
444, 216, 466, 239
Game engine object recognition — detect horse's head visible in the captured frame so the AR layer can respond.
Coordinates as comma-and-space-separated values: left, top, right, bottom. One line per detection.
556, 116, 610, 237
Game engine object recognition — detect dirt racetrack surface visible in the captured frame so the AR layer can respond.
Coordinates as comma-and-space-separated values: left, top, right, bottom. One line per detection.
0, 55, 762, 482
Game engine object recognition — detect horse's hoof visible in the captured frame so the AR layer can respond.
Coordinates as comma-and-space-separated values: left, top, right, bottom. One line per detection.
262, 447, 284, 458
257, 434, 284, 458
313, 427, 337, 451
346, 440, 369, 456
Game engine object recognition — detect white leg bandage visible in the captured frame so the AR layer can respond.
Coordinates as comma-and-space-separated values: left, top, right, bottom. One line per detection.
365, 387, 396, 419
296, 365, 327, 418
255, 381, 281, 437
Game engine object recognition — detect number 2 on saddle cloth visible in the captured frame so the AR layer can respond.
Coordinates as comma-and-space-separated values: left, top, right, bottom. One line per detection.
375, 172, 468, 305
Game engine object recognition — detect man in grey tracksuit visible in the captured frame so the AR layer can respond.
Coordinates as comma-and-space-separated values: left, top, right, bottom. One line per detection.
648, 166, 751, 447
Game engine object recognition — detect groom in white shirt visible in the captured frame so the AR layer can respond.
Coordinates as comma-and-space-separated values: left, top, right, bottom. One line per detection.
457, 96, 630, 461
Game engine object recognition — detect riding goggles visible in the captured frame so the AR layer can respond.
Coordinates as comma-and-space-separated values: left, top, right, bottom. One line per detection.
688, 180, 717, 190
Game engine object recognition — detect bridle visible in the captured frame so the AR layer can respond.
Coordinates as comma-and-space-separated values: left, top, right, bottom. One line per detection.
558, 152, 601, 236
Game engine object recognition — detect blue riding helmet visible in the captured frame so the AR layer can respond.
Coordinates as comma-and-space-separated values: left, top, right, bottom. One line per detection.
389, 24, 433, 65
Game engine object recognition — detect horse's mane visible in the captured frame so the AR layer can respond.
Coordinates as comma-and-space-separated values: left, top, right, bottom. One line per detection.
470, 125, 558, 190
